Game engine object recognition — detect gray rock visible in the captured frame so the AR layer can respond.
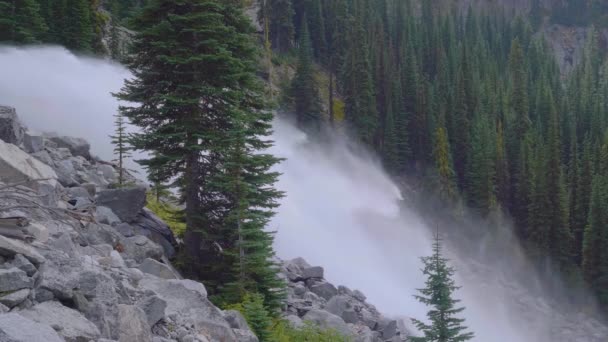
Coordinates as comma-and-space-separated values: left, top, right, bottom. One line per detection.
81, 183, 96, 197
23, 133, 44, 153
31, 150, 54, 165
302, 309, 352, 337
284, 314, 304, 328
377, 318, 397, 339
338, 285, 353, 296
67, 186, 91, 200
325, 295, 358, 324
308, 281, 338, 301
136, 294, 167, 327
8, 254, 37, 276
55, 159, 79, 186
23, 222, 49, 243
0, 313, 64, 342
0, 235, 46, 266
224, 310, 250, 330
131, 208, 178, 258
0, 302, 8, 312
81, 223, 123, 247
97, 164, 117, 183
0, 268, 33, 292
302, 266, 324, 279
353, 289, 367, 302
122, 235, 164, 263
140, 278, 237, 341
0, 139, 58, 190
96, 187, 147, 222
115, 223, 135, 237
34, 288, 54, 303
0, 106, 25, 145
49, 135, 91, 159
233, 329, 259, 342
95, 206, 121, 226
0, 288, 30, 308
293, 283, 306, 296
20, 301, 101, 342
117, 304, 152, 342
139, 258, 178, 279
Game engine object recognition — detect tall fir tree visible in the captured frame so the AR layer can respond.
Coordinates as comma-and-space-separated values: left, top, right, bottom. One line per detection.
116, 0, 284, 310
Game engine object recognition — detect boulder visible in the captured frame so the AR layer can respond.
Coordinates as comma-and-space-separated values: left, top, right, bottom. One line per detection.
0, 106, 25, 145
140, 278, 237, 341
115, 223, 135, 237
302, 309, 352, 337
8, 253, 37, 276
0, 138, 58, 188
20, 301, 101, 342
353, 289, 367, 302
131, 208, 178, 258
121, 235, 164, 263
0, 313, 64, 342
48, 135, 91, 159
139, 258, 178, 279
23, 222, 49, 243
224, 310, 250, 330
308, 281, 338, 301
67, 186, 91, 200
136, 294, 167, 327
377, 318, 397, 339
0, 288, 30, 308
96, 187, 147, 222
95, 206, 121, 226
0, 235, 46, 266
284, 314, 304, 328
302, 266, 324, 279
23, 133, 44, 153
97, 164, 117, 183
325, 295, 358, 324
233, 329, 259, 342
0, 267, 33, 292
117, 304, 153, 342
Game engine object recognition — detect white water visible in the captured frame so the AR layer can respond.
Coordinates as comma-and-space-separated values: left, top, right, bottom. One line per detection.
1, 46, 606, 341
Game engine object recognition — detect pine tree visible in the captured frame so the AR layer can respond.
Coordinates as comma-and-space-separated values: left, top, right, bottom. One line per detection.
410, 233, 474, 342
291, 19, 322, 134
64, 0, 94, 51
240, 293, 273, 341
116, 0, 284, 310
0, 0, 47, 44
260, 0, 294, 53
109, 0, 122, 60
434, 126, 456, 201
342, 18, 378, 146
109, 112, 131, 187
582, 174, 608, 305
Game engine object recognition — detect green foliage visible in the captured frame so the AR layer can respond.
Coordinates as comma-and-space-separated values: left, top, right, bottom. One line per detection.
234, 293, 274, 341
146, 193, 186, 238
410, 233, 474, 342
0, 0, 47, 44
117, 0, 284, 311
229, 293, 349, 342
109, 112, 131, 187
271, 320, 349, 342
291, 19, 322, 134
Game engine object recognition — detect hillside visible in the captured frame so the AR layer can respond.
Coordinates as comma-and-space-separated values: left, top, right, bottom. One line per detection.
3, 0, 608, 341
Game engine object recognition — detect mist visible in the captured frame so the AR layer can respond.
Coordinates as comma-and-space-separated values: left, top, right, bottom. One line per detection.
1, 46, 606, 341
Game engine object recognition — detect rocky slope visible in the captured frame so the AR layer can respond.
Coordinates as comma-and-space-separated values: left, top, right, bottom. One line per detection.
0, 105, 407, 342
